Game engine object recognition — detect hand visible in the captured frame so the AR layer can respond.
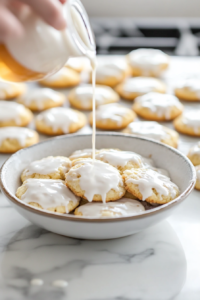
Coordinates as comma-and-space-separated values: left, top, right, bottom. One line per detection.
0, 0, 67, 41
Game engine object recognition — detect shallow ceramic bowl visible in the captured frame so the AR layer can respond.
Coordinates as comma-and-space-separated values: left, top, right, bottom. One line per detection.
0, 133, 196, 240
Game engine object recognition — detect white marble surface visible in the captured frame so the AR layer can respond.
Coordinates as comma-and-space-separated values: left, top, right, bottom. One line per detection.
1, 57, 200, 299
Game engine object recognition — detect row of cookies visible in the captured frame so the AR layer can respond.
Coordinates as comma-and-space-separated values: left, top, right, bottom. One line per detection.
16, 149, 180, 218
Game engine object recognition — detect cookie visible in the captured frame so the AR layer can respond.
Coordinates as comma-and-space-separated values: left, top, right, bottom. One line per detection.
39, 67, 80, 89
123, 121, 179, 148
127, 48, 169, 77
187, 142, 200, 166
35, 107, 86, 135
95, 149, 144, 173
175, 78, 200, 101
173, 110, 200, 136
74, 198, 145, 218
0, 101, 33, 127
89, 103, 136, 130
65, 158, 126, 202
65, 57, 90, 73
69, 149, 100, 160
195, 165, 200, 190
92, 60, 129, 87
123, 168, 179, 204
133, 92, 183, 121
0, 127, 39, 153
16, 179, 80, 214
115, 77, 166, 101
0, 81, 26, 100
68, 85, 119, 110
17, 88, 65, 111
21, 156, 72, 182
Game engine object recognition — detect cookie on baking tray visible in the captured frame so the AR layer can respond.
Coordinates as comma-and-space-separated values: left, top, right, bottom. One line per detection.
187, 142, 200, 166
89, 103, 136, 130
174, 78, 200, 102
0, 81, 26, 100
115, 77, 166, 101
123, 121, 179, 148
17, 88, 65, 111
35, 107, 86, 135
39, 67, 80, 89
0, 127, 38, 153
127, 48, 169, 77
0, 101, 33, 127
174, 110, 200, 136
133, 92, 183, 121
68, 84, 119, 110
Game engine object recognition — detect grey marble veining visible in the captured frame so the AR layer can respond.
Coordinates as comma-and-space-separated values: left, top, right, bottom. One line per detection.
0, 194, 187, 300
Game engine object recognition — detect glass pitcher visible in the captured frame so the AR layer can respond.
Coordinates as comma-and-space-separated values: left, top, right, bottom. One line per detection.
0, 0, 96, 82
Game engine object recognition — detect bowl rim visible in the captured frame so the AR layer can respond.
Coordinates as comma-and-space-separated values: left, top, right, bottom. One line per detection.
0, 132, 196, 223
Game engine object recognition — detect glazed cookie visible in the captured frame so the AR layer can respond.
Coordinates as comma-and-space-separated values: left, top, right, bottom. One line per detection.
175, 78, 200, 101
35, 107, 86, 135
65, 57, 90, 73
89, 103, 136, 130
21, 156, 72, 182
68, 85, 119, 110
123, 121, 179, 148
115, 77, 166, 101
0, 101, 33, 127
133, 92, 183, 121
95, 149, 144, 173
39, 67, 80, 88
65, 158, 126, 203
17, 88, 65, 111
187, 142, 200, 166
127, 48, 169, 77
123, 168, 180, 204
174, 110, 200, 136
16, 179, 80, 214
74, 198, 145, 218
0, 127, 38, 153
69, 149, 100, 160
0, 81, 26, 100
195, 165, 200, 190
93, 60, 129, 87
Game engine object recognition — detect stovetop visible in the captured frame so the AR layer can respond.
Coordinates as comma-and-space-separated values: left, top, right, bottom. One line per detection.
91, 18, 200, 56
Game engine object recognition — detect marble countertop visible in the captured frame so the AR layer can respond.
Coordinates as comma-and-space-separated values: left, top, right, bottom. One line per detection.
1, 56, 200, 300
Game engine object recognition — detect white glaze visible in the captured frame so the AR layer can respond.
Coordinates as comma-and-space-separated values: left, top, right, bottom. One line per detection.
76, 198, 145, 218
135, 92, 182, 119
0, 127, 34, 147
52, 280, 68, 288
125, 121, 169, 142
189, 142, 200, 156
66, 57, 89, 71
0, 82, 19, 98
42, 68, 73, 83
123, 77, 164, 94
36, 107, 79, 133
30, 279, 44, 286
66, 159, 124, 203
0, 101, 26, 124
182, 111, 200, 133
126, 169, 178, 201
21, 179, 80, 212
96, 149, 143, 168
128, 48, 168, 75
72, 85, 118, 108
24, 156, 71, 176
21, 88, 63, 110
95, 104, 130, 125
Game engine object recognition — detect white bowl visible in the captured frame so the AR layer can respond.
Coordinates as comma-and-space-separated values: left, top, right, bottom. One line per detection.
0, 133, 196, 240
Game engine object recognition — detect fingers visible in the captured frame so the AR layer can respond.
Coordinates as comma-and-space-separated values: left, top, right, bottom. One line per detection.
0, 5, 24, 41
22, 0, 67, 30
